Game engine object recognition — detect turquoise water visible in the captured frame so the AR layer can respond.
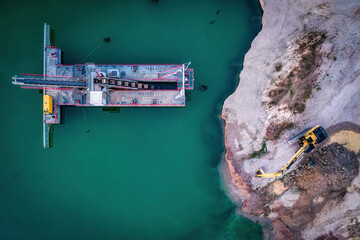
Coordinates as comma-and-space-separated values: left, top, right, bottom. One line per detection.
0, 0, 262, 239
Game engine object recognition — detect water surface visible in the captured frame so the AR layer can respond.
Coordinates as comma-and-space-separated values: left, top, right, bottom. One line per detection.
0, 0, 262, 239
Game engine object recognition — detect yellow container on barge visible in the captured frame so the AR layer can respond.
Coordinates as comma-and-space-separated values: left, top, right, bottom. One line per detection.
43, 95, 53, 114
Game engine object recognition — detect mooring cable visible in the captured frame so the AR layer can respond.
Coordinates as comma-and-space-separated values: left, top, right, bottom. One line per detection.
79, 41, 105, 63
79, 37, 111, 63
186, 0, 227, 63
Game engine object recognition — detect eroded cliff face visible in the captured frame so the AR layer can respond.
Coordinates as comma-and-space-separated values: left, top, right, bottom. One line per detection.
222, 0, 360, 239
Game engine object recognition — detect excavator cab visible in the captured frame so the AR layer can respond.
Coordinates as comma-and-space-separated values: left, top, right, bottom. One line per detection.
298, 125, 328, 152
255, 125, 328, 178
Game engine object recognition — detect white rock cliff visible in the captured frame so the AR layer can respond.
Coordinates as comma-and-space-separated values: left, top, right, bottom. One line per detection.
222, 0, 360, 239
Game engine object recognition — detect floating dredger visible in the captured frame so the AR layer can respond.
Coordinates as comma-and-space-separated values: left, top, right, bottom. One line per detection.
12, 23, 194, 148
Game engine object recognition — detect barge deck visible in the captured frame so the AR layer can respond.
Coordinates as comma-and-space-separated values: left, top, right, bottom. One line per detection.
12, 23, 194, 148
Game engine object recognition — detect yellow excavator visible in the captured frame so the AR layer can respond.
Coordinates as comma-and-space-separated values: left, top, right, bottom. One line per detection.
255, 125, 328, 178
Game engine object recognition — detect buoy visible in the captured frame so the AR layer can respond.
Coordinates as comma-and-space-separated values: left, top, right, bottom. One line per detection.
199, 84, 208, 91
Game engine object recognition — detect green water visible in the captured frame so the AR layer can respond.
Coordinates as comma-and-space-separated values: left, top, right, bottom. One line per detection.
0, 0, 262, 239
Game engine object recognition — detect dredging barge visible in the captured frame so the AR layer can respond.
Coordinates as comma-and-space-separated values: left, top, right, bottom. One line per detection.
12, 23, 194, 148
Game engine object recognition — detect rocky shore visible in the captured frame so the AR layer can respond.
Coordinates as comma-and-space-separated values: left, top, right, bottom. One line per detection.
221, 0, 360, 239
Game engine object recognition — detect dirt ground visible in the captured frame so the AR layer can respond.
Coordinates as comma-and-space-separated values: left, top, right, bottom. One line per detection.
328, 131, 360, 154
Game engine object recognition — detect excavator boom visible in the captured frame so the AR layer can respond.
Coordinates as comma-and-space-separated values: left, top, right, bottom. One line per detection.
279, 143, 308, 173
255, 143, 308, 178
